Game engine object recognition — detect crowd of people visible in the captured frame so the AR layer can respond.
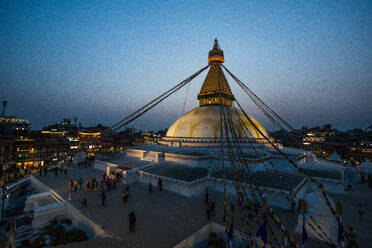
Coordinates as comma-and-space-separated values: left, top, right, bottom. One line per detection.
64, 169, 140, 232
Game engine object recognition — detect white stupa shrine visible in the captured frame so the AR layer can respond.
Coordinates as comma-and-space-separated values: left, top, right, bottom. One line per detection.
360, 159, 372, 173
94, 40, 356, 245
329, 151, 342, 163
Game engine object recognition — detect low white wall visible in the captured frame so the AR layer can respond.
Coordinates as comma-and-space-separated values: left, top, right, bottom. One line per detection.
125, 170, 291, 209
293, 177, 345, 202
315, 178, 345, 194
29, 175, 111, 239
7, 177, 30, 191
126, 149, 144, 158
32, 201, 67, 230
164, 153, 199, 166
130, 170, 207, 197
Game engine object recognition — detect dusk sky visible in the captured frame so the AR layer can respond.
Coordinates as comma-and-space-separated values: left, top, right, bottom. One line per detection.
1, 0, 371, 131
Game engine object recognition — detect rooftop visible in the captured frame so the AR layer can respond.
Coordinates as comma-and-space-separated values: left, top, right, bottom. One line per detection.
34, 164, 372, 248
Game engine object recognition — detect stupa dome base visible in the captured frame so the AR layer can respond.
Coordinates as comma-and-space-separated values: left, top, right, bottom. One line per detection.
161, 106, 271, 147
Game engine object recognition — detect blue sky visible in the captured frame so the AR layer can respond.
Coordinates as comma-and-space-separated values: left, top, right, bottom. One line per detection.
1, 0, 371, 131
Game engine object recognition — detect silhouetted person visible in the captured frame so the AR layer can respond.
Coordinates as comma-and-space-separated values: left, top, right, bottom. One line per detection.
79, 178, 83, 189
358, 203, 364, 221
74, 179, 78, 192
82, 198, 87, 208
125, 184, 130, 196
122, 189, 128, 203
158, 178, 163, 191
148, 182, 153, 192
101, 191, 106, 206
129, 212, 136, 232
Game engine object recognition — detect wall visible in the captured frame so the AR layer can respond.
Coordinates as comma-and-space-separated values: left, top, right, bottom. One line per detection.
29, 175, 111, 239
164, 153, 199, 166
124, 169, 292, 209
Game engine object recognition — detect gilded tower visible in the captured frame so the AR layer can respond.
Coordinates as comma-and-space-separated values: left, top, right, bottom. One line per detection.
197, 39, 235, 107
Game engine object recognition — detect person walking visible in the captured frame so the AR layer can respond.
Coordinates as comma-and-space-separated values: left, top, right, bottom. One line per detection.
129, 211, 136, 232
39, 167, 42, 177
238, 192, 243, 207
148, 182, 153, 192
358, 203, 364, 221
82, 198, 87, 208
86, 180, 91, 192
122, 189, 128, 203
100, 181, 105, 193
92, 178, 97, 192
68, 180, 73, 191
125, 184, 130, 196
347, 227, 358, 248
78, 178, 83, 190
68, 180, 73, 200
54, 167, 58, 176
64, 168, 68, 178
158, 178, 162, 191
74, 179, 78, 192
101, 191, 106, 207
44, 166, 48, 176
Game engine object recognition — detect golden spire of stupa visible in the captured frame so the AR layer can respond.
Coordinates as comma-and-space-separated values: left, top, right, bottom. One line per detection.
197, 39, 234, 107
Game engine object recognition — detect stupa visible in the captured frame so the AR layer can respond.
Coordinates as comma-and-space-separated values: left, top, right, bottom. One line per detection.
159, 39, 269, 148
360, 159, 372, 174
329, 151, 342, 163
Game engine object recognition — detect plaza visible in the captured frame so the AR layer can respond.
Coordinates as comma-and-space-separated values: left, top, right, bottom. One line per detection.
32, 162, 372, 248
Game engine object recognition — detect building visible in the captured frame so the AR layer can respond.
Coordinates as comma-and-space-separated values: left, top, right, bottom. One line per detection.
78, 130, 114, 153
0, 102, 71, 176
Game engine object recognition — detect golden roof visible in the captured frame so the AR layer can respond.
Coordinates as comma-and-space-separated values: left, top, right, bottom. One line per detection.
199, 64, 232, 95
197, 39, 234, 107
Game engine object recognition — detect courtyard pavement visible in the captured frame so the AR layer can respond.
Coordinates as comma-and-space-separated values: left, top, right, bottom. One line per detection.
35, 164, 372, 248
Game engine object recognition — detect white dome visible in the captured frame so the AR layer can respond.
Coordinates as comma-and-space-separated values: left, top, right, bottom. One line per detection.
361, 159, 372, 168
166, 106, 269, 139
329, 152, 342, 163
